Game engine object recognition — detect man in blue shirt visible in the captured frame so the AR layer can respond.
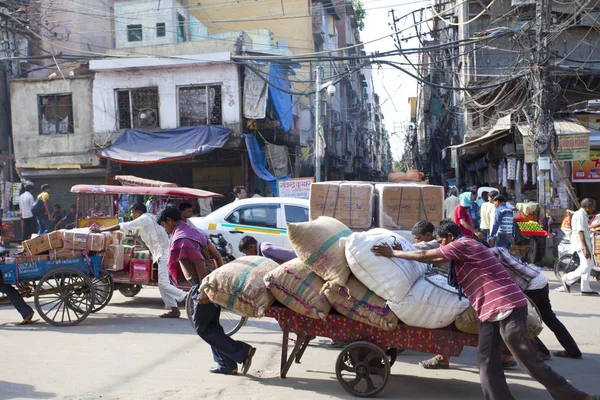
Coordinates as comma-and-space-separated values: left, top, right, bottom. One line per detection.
489, 195, 515, 249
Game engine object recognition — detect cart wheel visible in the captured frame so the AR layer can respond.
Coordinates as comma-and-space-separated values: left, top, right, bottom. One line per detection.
91, 272, 114, 313
34, 268, 95, 326
386, 348, 398, 366
335, 341, 390, 397
118, 284, 142, 297
185, 289, 248, 336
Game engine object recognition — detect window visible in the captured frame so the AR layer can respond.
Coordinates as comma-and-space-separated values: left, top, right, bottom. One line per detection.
156, 22, 166, 37
178, 85, 222, 126
225, 205, 279, 229
116, 87, 159, 130
177, 13, 186, 42
284, 205, 309, 224
38, 94, 74, 135
127, 24, 142, 42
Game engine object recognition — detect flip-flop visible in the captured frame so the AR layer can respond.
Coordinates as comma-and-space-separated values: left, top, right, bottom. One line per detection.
553, 350, 582, 359
241, 347, 256, 375
159, 312, 180, 318
419, 356, 450, 369
17, 311, 36, 325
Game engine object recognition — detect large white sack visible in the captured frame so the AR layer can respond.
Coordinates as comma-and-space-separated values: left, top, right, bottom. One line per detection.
343, 228, 426, 304
388, 274, 470, 329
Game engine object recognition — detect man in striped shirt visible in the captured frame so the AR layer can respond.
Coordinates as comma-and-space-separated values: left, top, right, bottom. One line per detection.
372, 220, 591, 400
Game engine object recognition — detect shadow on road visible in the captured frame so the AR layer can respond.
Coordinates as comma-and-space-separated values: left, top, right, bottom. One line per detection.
0, 381, 55, 400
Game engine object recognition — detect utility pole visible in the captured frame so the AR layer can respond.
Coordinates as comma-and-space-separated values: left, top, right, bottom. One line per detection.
314, 65, 323, 182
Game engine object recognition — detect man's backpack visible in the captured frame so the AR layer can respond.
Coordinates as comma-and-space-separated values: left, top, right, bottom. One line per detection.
31, 198, 45, 217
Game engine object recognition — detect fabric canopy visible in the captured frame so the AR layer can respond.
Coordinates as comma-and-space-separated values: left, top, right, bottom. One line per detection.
516, 119, 591, 136
269, 63, 293, 132
448, 126, 510, 150
243, 133, 291, 195
91, 126, 231, 164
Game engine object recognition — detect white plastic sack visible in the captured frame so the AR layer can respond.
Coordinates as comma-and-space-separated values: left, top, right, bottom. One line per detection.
388, 274, 470, 329
343, 228, 426, 304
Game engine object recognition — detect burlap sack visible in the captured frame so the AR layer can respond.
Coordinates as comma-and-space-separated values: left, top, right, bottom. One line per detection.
454, 298, 543, 338
322, 276, 399, 331
264, 258, 330, 320
287, 216, 352, 286
200, 256, 278, 318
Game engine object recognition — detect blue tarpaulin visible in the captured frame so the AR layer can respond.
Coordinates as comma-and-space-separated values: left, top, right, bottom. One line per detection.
243, 133, 291, 195
269, 63, 293, 132
91, 126, 231, 164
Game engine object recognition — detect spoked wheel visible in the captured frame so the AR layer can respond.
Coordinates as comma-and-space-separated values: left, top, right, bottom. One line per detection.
554, 253, 579, 281
34, 268, 95, 326
91, 272, 114, 313
118, 284, 142, 297
185, 289, 248, 336
336, 342, 391, 397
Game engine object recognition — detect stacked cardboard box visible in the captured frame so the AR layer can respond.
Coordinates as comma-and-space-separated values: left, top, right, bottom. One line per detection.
23, 231, 64, 256
375, 183, 444, 231
309, 182, 375, 230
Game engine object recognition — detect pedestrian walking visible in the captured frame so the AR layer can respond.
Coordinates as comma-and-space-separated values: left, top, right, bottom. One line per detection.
35, 184, 52, 234
18, 183, 36, 240
561, 198, 599, 296
233, 186, 247, 201
95, 203, 187, 317
443, 188, 459, 220
371, 220, 593, 400
479, 191, 494, 239
158, 205, 256, 375
454, 192, 484, 239
489, 195, 515, 249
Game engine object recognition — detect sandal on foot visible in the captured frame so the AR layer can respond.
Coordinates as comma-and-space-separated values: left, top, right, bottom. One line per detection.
159, 311, 180, 318
209, 366, 238, 375
17, 311, 35, 325
419, 357, 450, 369
553, 350, 582, 359
241, 347, 256, 375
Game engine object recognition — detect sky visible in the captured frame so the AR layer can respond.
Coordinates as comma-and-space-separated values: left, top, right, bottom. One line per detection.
360, 0, 431, 160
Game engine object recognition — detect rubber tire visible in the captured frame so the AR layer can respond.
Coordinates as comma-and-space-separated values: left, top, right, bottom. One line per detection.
335, 341, 390, 398
91, 272, 114, 313
118, 285, 143, 297
554, 254, 579, 281
185, 288, 248, 336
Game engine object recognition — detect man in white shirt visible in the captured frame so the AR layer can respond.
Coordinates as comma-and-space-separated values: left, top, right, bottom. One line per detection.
97, 203, 187, 317
233, 186, 247, 202
562, 198, 599, 296
18, 183, 36, 240
443, 188, 459, 220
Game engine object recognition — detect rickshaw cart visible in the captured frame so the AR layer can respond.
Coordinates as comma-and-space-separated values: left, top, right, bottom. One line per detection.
1, 256, 102, 326
265, 306, 478, 398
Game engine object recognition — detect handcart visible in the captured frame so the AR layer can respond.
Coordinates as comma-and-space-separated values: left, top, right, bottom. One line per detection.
265, 306, 478, 398
1, 256, 103, 326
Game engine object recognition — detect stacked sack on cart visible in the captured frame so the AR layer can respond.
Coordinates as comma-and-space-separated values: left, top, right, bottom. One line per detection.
197, 215, 475, 331
14, 229, 125, 268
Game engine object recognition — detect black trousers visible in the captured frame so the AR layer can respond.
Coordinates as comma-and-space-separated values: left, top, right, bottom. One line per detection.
526, 284, 582, 357
22, 217, 37, 241
478, 306, 587, 400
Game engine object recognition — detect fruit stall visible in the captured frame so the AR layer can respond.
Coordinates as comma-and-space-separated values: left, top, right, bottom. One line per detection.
513, 217, 547, 264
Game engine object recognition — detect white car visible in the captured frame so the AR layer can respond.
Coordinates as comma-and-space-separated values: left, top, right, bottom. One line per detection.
190, 197, 309, 258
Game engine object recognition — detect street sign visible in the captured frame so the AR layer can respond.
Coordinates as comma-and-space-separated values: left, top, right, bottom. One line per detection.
278, 178, 314, 199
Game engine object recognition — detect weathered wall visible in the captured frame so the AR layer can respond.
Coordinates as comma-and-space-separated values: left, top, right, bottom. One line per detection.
90, 56, 242, 141
10, 76, 101, 170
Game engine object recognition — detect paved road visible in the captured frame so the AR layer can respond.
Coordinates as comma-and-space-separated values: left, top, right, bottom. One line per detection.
1, 272, 599, 400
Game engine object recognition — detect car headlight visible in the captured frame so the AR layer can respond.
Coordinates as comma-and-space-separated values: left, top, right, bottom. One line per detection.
226, 243, 233, 255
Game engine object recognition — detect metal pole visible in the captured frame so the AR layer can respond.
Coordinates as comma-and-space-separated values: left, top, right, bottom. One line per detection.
314, 65, 322, 182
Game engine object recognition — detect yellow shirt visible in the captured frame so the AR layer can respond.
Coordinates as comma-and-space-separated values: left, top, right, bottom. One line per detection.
37, 192, 50, 215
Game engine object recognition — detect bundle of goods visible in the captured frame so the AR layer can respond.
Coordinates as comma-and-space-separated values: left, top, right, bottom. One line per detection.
388, 169, 424, 183
455, 298, 543, 338
387, 274, 470, 329
264, 258, 331, 320
343, 229, 426, 304
63, 229, 112, 252
287, 216, 352, 286
375, 183, 444, 231
102, 244, 126, 271
322, 276, 399, 331
22, 231, 63, 256
200, 256, 279, 317
309, 182, 375, 230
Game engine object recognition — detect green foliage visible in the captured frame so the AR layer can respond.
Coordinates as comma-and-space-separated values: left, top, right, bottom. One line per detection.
353, 0, 367, 31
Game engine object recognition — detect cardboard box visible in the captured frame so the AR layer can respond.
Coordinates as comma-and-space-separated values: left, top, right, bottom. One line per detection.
111, 231, 124, 245
309, 182, 374, 230
23, 231, 64, 255
88, 232, 111, 252
375, 183, 444, 231
49, 248, 84, 259
130, 259, 151, 283
63, 231, 89, 250
102, 244, 125, 271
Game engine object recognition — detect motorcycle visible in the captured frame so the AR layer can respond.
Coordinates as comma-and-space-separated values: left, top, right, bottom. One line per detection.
209, 233, 235, 263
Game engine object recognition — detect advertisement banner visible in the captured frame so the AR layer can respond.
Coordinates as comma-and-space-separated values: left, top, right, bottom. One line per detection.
523, 136, 536, 163
556, 134, 590, 161
572, 151, 600, 182
278, 177, 314, 199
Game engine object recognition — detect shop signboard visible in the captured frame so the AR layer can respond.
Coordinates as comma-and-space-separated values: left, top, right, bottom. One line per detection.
451, 148, 458, 169
572, 151, 600, 182
278, 177, 314, 199
524, 134, 589, 162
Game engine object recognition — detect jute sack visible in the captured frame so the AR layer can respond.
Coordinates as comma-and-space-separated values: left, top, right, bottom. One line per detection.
388, 274, 470, 329
200, 256, 278, 318
454, 298, 543, 338
287, 216, 353, 286
322, 276, 399, 331
264, 258, 331, 320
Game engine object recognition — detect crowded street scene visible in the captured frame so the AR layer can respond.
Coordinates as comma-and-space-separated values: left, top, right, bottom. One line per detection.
1, 0, 600, 399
